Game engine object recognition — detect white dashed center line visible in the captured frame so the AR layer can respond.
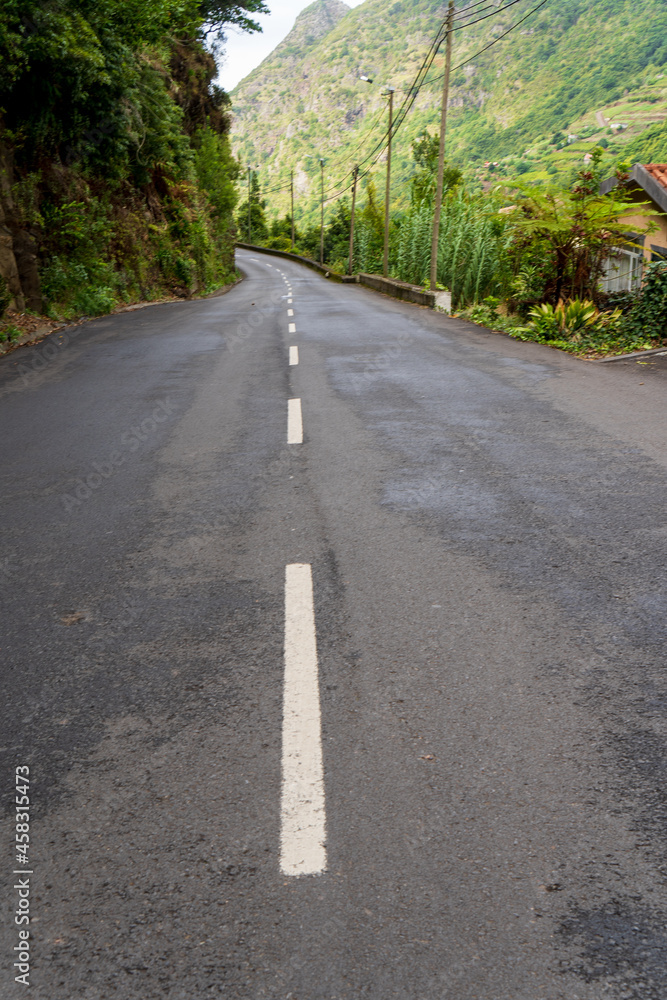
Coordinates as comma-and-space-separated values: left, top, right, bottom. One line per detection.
287, 398, 303, 444
289, 322, 296, 334
289, 346, 299, 366
288, 309, 294, 317
281, 564, 327, 876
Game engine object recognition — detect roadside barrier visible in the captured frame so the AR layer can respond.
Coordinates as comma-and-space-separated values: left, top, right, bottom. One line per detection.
235, 243, 446, 309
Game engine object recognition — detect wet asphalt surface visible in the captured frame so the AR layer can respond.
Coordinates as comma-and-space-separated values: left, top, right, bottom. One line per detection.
1, 249, 667, 999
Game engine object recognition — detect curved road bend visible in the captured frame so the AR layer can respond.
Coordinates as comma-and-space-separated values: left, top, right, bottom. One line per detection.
1, 249, 667, 999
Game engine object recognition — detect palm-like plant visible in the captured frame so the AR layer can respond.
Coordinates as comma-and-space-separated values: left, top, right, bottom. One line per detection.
528, 299, 622, 341
506, 150, 658, 303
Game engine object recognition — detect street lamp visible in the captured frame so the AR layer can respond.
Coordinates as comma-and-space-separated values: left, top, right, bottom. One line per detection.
361, 76, 395, 278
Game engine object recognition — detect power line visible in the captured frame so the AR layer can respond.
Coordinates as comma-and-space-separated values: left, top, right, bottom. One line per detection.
451, 0, 529, 31
452, 0, 507, 20
322, 102, 389, 175
348, 0, 550, 190
256, 97, 388, 204
364, 0, 549, 155
452, 0, 513, 22
429, 0, 549, 83
350, 16, 449, 173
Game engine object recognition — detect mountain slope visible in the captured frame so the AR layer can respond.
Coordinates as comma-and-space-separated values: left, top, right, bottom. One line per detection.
231, 0, 667, 224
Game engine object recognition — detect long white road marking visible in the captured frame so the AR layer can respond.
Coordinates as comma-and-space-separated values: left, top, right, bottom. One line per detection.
281, 564, 327, 876
289, 322, 296, 334
288, 309, 294, 317
287, 398, 303, 444
289, 346, 299, 366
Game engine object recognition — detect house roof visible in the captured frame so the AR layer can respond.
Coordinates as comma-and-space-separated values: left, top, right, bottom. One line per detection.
644, 163, 667, 190
600, 163, 667, 215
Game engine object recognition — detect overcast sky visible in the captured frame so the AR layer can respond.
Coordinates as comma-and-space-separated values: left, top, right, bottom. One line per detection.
217, 0, 366, 92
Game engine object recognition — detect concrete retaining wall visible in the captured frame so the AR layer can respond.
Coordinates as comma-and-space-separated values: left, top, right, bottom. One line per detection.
236, 243, 450, 310
357, 273, 436, 308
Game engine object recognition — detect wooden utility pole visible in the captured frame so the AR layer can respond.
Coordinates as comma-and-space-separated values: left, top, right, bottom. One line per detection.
319, 159, 325, 266
290, 169, 295, 251
429, 0, 455, 292
384, 87, 395, 278
348, 165, 359, 276
247, 166, 252, 243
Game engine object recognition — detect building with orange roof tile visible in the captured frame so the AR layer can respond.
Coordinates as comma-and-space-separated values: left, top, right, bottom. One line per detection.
600, 163, 667, 293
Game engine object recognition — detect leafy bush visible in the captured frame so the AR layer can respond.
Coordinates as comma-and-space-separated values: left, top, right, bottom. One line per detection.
73, 285, 117, 316
508, 297, 656, 355
266, 235, 293, 252
623, 261, 667, 340
505, 151, 657, 305
527, 299, 604, 340
41, 256, 120, 315
0, 324, 21, 343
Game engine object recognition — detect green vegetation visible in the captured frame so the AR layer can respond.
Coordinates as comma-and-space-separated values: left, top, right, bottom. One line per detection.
232, 0, 667, 228
0, 276, 10, 319
247, 140, 664, 356
394, 194, 507, 308
622, 261, 667, 339
236, 172, 269, 243
231, 0, 667, 356
0, 0, 267, 327
624, 120, 667, 163
502, 151, 656, 304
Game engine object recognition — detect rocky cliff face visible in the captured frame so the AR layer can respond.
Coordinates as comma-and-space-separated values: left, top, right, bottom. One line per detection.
235, 0, 350, 97
0, 146, 41, 313
280, 0, 350, 56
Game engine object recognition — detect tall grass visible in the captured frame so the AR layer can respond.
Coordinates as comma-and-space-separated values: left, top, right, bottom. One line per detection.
355, 221, 384, 274
395, 192, 508, 308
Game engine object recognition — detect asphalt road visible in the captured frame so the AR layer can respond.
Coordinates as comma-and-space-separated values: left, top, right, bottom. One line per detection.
1, 249, 667, 999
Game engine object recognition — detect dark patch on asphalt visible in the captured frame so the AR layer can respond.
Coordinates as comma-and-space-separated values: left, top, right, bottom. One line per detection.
559, 899, 667, 998
611, 727, 667, 854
